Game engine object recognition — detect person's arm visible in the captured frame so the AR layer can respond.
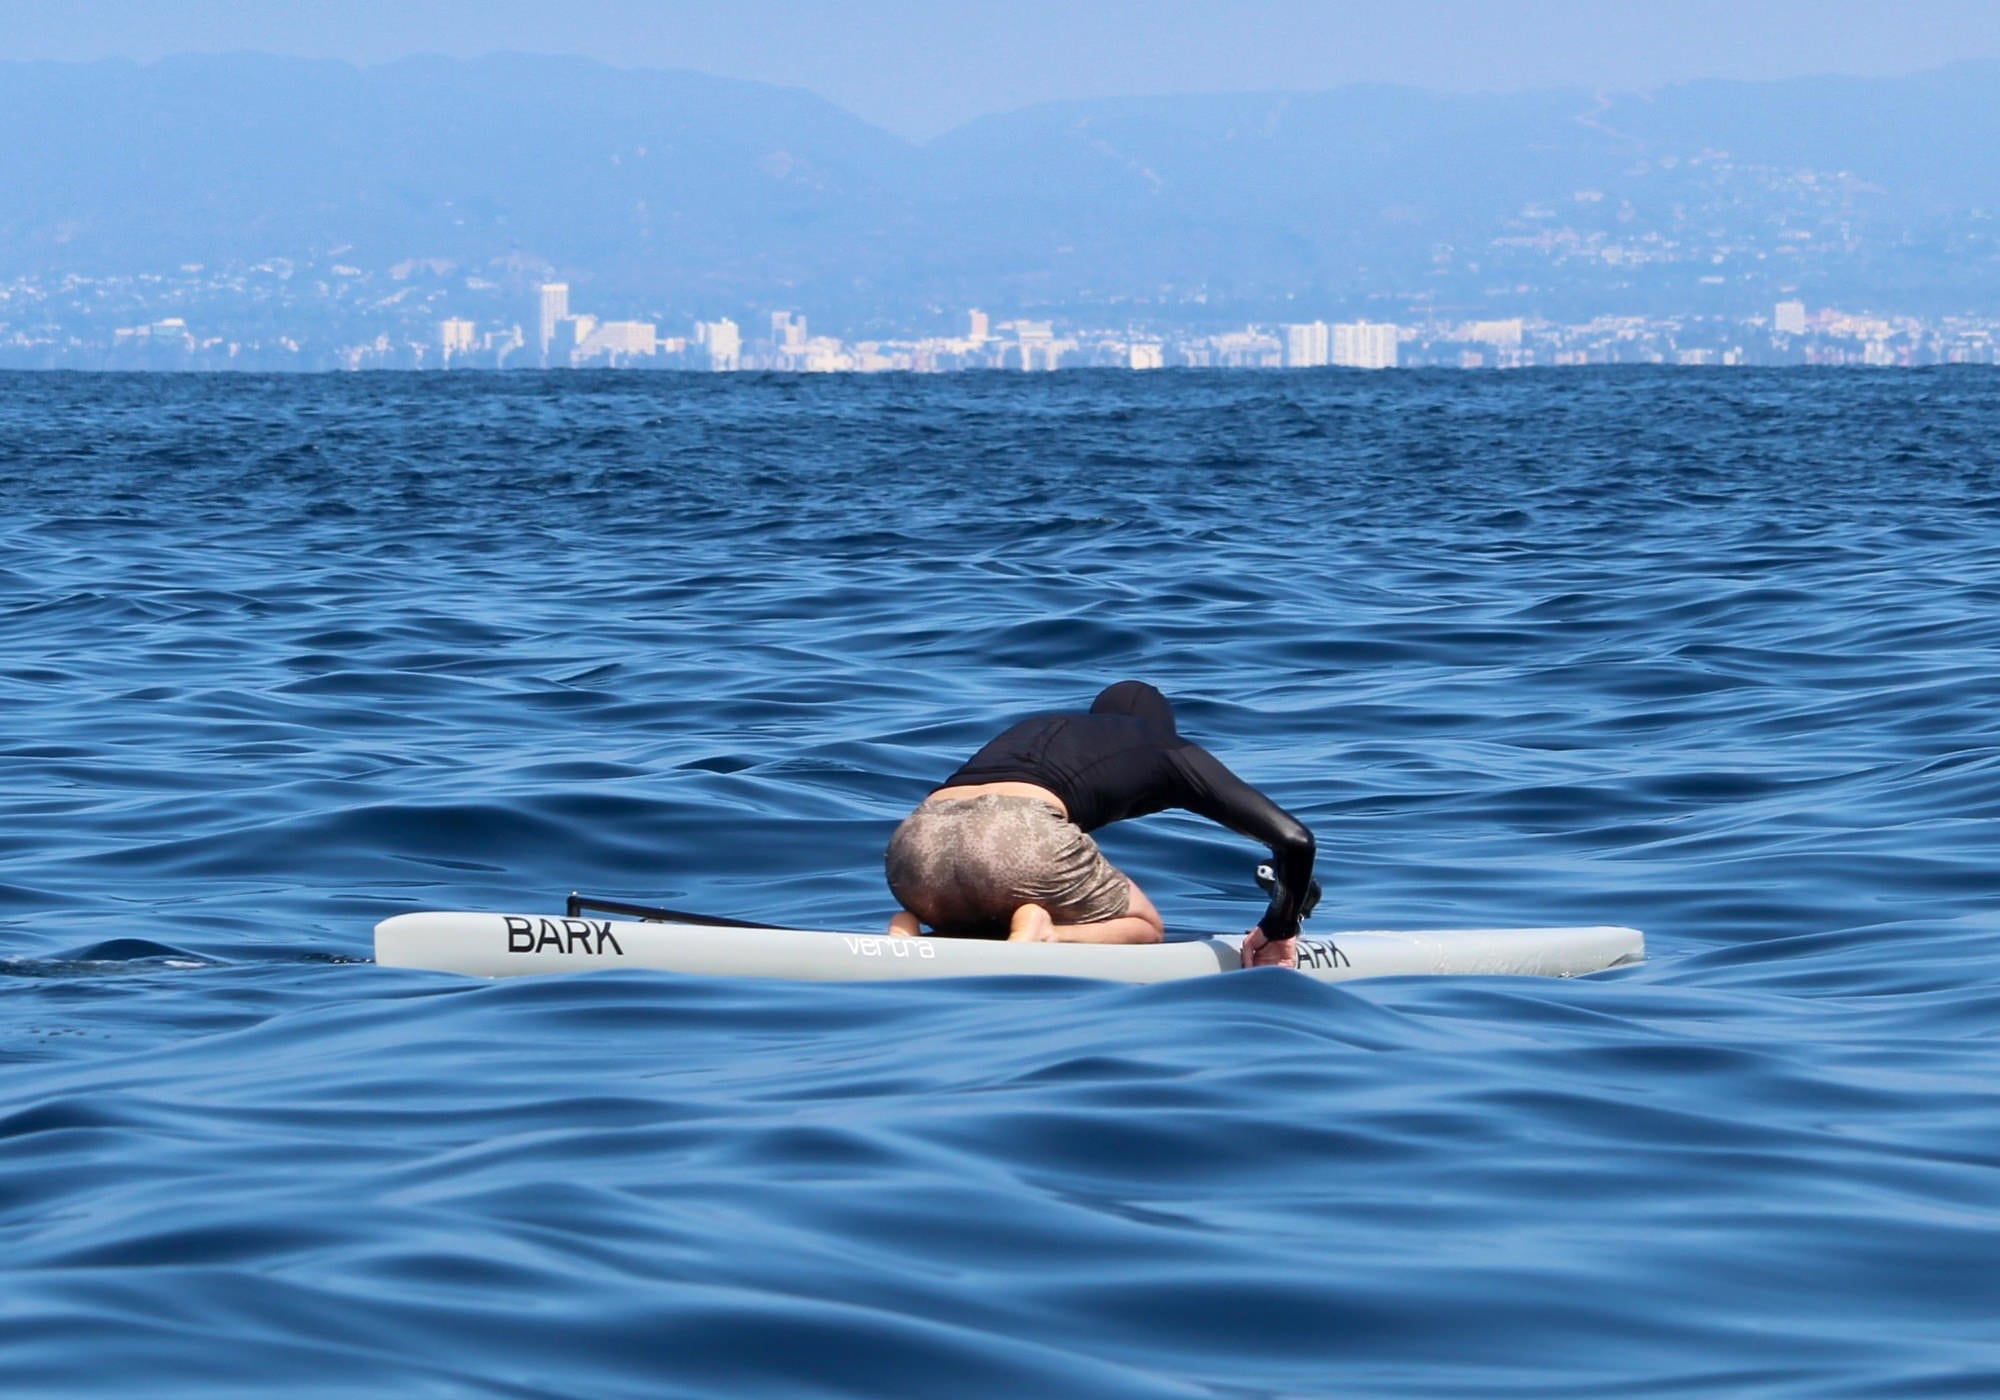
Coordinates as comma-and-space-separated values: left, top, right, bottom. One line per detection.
1166, 743, 1317, 938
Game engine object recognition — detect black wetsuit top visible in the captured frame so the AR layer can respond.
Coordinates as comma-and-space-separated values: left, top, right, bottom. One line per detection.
938, 681, 1317, 938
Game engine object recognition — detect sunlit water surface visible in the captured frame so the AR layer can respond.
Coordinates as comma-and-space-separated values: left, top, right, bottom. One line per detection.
3, 369, 1998, 1397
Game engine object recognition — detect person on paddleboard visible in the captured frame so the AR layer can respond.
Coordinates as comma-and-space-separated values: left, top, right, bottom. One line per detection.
885, 680, 1316, 969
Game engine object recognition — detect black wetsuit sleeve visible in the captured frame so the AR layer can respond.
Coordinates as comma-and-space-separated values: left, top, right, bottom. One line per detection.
1166, 743, 1317, 938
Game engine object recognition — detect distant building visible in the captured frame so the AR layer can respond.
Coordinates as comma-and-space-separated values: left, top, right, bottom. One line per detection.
536, 283, 569, 365
798, 336, 853, 372
484, 325, 526, 368
548, 314, 595, 366
697, 318, 742, 371
1128, 342, 1164, 370
1210, 328, 1281, 368
1281, 322, 1331, 368
967, 309, 990, 343
438, 318, 476, 361
850, 343, 909, 372
771, 311, 807, 354
1333, 321, 1399, 369
1013, 320, 1059, 371
1774, 300, 1808, 336
580, 320, 657, 363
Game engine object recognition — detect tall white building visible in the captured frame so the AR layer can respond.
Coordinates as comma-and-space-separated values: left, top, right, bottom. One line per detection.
698, 319, 742, 371
967, 309, 990, 343
1282, 322, 1331, 368
536, 283, 569, 364
1774, 300, 1808, 336
438, 318, 476, 362
1333, 321, 1400, 370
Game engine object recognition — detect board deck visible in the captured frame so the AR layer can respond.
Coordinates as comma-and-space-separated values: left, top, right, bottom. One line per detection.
374, 912, 1645, 984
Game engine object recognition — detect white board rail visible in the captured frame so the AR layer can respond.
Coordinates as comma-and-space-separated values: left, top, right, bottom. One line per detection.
373, 912, 1644, 984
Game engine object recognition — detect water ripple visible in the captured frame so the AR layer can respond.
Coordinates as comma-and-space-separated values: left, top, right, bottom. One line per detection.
3, 369, 1999, 1396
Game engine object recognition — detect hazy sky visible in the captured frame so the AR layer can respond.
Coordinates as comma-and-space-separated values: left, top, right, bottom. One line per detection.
7, 0, 2000, 140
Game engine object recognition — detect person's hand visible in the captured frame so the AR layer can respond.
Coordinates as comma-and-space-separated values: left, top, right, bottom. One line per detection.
1240, 926, 1298, 969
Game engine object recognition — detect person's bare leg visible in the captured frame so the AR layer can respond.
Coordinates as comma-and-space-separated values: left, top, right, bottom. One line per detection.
1009, 903, 1056, 941
888, 911, 923, 937
1046, 914, 1162, 944
1015, 880, 1165, 945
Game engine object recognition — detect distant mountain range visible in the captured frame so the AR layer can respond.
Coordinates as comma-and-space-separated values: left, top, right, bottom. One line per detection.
3, 53, 1999, 327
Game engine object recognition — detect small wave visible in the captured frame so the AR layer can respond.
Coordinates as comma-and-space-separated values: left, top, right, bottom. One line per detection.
3, 369, 1999, 1396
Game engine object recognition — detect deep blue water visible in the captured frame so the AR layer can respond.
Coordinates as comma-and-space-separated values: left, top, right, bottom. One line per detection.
4, 368, 1999, 1398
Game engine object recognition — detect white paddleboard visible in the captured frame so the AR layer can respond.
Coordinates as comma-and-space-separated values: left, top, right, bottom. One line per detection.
374, 912, 1644, 984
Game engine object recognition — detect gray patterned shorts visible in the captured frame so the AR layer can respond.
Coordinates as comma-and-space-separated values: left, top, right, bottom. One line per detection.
884, 794, 1132, 938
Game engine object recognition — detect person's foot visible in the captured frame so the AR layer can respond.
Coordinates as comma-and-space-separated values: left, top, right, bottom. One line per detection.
888, 911, 923, 938
1240, 927, 1299, 969
1008, 903, 1056, 942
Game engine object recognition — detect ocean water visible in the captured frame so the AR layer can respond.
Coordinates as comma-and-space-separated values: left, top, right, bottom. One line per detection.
3, 367, 1998, 1398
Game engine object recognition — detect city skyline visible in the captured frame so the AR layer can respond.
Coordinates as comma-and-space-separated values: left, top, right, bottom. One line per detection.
6, 50, 2000, 366
490, 291, 1989, 374
36, 278, 1993, 373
